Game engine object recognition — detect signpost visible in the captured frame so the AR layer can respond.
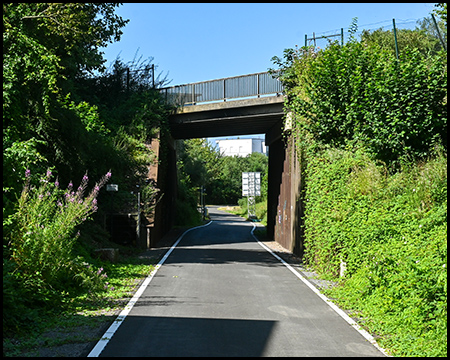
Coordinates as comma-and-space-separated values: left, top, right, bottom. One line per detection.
242, 172, 260, 220
106, 184, 118, 240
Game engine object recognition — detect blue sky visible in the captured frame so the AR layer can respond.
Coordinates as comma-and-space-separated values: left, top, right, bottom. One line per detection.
100, 3, 437, 145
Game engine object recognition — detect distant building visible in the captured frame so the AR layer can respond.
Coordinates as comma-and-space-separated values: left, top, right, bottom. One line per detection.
216, 138, 267, 157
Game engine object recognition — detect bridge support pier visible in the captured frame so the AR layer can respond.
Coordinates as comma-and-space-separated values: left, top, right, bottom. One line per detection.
267, 130, 304, 257
141, 131, 177, 248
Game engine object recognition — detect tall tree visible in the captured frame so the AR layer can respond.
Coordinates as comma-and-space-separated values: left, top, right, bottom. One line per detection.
3, 3, 128, 213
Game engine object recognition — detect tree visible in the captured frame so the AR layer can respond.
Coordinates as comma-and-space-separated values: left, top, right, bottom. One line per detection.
7, 4, 128, 77
434, 3, 447, 26
174, 139, 269, 207
360, 12, 447, 58
3, 3, 129, 215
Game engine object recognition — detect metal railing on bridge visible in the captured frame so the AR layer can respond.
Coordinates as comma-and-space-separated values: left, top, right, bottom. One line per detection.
159, 71, 284, 106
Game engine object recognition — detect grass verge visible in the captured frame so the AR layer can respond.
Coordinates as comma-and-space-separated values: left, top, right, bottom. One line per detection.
3, 251, 157, 357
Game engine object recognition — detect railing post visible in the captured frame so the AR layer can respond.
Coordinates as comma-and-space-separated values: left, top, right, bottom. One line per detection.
192, 84, 195, 105
223, 79, 226, 101
257, 73, 260, 98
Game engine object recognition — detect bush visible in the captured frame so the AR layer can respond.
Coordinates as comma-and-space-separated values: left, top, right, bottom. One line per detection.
274, 40, 447, 169
303, 145, 447, 356
3, 169, 112, 331
175, 198, 202, 227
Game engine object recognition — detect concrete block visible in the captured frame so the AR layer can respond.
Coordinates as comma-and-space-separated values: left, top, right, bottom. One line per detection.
94, 248, 119, 263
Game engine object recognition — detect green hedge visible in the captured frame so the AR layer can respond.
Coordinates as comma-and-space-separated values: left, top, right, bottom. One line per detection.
303, 145, 447, 356
275, 40, 447, 168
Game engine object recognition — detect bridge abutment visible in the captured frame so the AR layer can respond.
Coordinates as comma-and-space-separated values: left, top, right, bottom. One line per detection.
140, 131, 177, 248
267, 129, 303, 257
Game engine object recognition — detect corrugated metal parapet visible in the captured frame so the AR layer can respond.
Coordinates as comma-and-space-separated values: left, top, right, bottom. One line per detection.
159, 71, 284, 106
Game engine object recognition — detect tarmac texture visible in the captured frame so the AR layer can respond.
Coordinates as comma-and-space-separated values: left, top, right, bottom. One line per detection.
98, 207, 385, 357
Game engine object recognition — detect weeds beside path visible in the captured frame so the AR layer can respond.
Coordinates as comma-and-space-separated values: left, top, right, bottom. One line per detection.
3, 227, 187, 357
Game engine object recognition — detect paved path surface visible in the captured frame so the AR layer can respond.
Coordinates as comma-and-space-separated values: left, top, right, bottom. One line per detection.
98, 207, 385, 357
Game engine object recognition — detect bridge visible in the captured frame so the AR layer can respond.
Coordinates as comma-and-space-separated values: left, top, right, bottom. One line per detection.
159, 71, 285, 141
146, 72, 303, 256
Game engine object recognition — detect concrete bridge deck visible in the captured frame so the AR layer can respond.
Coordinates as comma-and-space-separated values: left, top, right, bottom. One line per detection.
169, 95, 285, 140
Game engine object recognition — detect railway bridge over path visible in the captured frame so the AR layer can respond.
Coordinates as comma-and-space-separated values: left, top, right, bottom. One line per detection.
148, 72, 303, 256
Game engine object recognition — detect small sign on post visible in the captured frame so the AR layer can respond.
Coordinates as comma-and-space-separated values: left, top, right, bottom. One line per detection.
106, 184, 118, 241
106, 184, 118, 192
242, 172, 260, 220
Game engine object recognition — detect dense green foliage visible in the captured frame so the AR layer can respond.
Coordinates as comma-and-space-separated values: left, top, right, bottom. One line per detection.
271, 11, 447, 357
304, 146, 447, 356
272, 40, 446, 169
3, 170, 112, 330
434, 3, 447, 25
4, 4, 128, 201
362, 16, 446, 57
72, 55, 171, 215
3, 3, 171, 334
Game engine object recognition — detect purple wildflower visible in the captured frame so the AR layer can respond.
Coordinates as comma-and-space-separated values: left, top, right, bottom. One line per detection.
46, 169, 52, 178
25, 169, 31, 178
106, 171, 112, 178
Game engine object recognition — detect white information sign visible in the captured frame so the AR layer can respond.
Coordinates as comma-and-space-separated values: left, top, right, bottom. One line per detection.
106, 184, 118, 192
242, 172, 261, 196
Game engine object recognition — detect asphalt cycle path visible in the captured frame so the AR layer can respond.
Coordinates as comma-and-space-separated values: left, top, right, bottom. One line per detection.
94, 207, 385, 357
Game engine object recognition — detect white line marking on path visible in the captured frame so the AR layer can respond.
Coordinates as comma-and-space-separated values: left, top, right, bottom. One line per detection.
87, 221, 213, 357
250, 223, 391, 357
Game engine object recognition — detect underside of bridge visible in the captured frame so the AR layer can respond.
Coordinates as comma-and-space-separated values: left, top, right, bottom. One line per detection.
168, 96, 285, 140
147, 95, 303, 257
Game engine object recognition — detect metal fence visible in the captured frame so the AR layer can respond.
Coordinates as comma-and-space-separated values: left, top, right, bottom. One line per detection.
159, 71, 284, 106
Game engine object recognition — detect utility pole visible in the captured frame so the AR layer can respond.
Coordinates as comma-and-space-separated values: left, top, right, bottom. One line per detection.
393, 19, 399, 60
